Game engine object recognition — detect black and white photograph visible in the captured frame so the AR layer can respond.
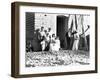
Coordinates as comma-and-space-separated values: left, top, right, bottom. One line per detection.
11, 2, 97, 77
25, 13, 90, 67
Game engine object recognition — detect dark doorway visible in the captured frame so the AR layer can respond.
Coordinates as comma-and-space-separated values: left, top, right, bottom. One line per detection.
57, 16, 69, 49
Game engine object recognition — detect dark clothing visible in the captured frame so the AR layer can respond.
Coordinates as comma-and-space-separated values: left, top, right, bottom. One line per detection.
86, 35, 90, 51
65, 32, 74, 50
32, 31, 41, 51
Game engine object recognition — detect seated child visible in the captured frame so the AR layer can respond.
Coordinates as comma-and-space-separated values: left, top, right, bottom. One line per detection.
54, 37, 60, 51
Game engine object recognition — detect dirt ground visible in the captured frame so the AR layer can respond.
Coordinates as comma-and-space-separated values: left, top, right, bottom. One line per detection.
25, 50, 89, 67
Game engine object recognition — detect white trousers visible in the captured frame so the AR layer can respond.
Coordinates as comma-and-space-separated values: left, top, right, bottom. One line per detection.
72, 39, 79, 50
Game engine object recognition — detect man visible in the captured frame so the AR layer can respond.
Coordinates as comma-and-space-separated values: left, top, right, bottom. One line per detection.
39, 27, 45, 40
67, 15, 83, 50
49, 34, 56, 51
45, 33, 50, 42
72, 32, 80, 50
47, 28, 53, 38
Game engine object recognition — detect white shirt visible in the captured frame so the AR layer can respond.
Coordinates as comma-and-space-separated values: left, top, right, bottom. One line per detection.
48, 30, 53, 37
40, 31, 45, 37
45, 36, 50, 42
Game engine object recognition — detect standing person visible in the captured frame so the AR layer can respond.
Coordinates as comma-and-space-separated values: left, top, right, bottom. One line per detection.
67, 15, 83, 50
32, 29, 41, 51
72, 32, 80, 50
45, 33, 50, 51
65, 29, 73, 50
48, 28, 53, 38
51, 34, 56, 42
67, 15, 78, 50
45, 33, 50, 42
44, 30, 48, 37
49, 34, 56, 51
40, 27, 45, 41
40, 36, 46, 51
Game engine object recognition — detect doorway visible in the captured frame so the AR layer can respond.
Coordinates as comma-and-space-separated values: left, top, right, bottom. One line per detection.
57, 16, 69, 49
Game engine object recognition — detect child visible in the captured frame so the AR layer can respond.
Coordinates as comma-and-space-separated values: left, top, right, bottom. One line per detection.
48, 28, 53, 38
49, 35, 56, 51
51, 34, 56, 42
54, 37, 60, 51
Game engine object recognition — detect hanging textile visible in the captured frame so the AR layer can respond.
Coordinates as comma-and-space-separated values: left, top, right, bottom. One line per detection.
68, 15, 77, 33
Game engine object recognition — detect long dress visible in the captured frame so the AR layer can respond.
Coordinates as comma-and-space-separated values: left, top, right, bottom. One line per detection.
49, 39, 60, 51
54, 39, 60, 51
49, 41, 55, 51
32, 31, 41, 51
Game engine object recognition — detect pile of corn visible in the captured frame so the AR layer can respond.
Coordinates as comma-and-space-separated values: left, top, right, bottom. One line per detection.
25, 50, 89, 67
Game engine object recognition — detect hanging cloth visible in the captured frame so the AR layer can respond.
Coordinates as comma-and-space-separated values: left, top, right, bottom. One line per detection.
75, 15, 78, 30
